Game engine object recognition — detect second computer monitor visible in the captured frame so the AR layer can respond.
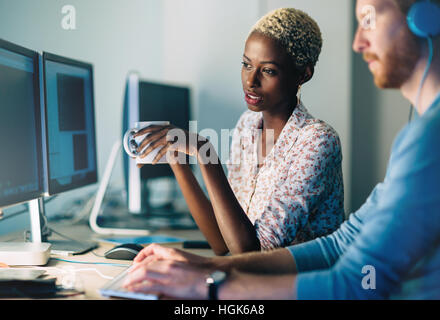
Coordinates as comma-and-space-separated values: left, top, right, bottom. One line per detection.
42, 52, 97, 195
0, 39, 44, 208
122, 73, 191, 214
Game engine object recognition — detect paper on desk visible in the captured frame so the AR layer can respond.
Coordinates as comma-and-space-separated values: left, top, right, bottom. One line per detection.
0, 269, 46, 281
99, 235, 185, 245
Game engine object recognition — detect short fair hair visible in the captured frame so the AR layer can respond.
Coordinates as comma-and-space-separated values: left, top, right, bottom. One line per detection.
250, 8, 323, 71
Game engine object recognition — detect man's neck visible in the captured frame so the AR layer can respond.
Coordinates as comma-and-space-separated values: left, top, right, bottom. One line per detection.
401, 42, 440, 115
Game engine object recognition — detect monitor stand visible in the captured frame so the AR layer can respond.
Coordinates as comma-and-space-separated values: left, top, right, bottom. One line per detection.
30, 198, 97, 255
0, 242, 51, 266
89, 140, 197, 235
0, 199, 50, 266
89, 140, 151, 235
0, 200, 50, 266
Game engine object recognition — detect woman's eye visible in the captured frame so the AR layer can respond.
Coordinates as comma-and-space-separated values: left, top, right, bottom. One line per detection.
241, 62, 251, 69
263, 68, 276, 75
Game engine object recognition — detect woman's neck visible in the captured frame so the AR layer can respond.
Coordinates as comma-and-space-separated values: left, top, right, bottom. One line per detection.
261, 97, 297, 136
257, 98, 297, 162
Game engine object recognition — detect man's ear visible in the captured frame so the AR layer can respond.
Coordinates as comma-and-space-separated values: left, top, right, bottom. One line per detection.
301, 65, 314, 85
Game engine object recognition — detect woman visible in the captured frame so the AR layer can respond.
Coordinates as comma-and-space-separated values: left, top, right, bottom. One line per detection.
133, 8, 344, 255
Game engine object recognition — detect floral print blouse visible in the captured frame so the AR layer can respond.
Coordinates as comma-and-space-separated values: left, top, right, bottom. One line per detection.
226, 102, 344, 250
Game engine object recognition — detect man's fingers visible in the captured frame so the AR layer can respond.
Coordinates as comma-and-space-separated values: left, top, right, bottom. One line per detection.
126, 279, 168, 298
131, 255, 152, 270
124, 260, 174, 287
133, 244, 160, 263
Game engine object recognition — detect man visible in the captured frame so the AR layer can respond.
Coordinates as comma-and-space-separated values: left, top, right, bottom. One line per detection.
123, 0, 440, 299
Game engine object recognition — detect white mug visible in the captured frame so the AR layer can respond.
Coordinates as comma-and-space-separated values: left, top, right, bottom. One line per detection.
123, 121, 170, 164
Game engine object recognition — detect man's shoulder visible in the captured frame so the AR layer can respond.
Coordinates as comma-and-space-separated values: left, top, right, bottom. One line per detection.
406, 104, 440, 148
391, 103, 440, 166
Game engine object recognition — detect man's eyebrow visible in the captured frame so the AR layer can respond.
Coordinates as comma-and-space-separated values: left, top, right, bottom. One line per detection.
243, 54, 281, 67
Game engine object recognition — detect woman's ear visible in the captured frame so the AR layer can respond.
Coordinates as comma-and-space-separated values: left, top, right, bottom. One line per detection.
301, 65, 314, 85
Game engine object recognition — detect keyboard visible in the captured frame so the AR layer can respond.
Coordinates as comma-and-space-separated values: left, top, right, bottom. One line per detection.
100, 266, 158, 300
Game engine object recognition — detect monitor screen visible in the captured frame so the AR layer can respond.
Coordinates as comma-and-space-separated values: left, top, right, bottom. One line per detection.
42, 52, 97, 195
0, 39, 44, 208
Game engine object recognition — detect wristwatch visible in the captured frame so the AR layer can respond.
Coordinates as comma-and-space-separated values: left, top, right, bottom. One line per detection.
206, 270, 227, 300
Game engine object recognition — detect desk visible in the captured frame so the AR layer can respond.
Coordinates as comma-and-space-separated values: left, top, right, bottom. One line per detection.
1, 222, 214, 300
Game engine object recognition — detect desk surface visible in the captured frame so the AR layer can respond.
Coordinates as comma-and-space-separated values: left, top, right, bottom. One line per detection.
1, 222, 213, 300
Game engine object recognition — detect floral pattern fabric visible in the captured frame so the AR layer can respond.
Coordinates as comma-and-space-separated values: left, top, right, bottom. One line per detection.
226, 102, 345, 250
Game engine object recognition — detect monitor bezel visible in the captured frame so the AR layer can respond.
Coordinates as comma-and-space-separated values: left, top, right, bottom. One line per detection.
0, 39, 44, 208
41, 51, 98, 196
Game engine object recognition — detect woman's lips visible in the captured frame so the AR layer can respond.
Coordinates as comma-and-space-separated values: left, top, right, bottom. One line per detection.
244, 92, 264, 106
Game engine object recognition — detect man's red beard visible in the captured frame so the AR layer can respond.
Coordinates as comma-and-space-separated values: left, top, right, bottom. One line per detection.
363, 29, 420, 89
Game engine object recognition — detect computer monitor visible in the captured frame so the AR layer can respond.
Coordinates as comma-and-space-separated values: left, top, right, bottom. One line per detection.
0, 39, 44, 208
41, 52, 98, 196
40, 52, 98, 254
122, 73, 191, 215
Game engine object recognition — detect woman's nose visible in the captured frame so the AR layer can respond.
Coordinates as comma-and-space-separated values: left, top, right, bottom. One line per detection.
246, 69, 259, 88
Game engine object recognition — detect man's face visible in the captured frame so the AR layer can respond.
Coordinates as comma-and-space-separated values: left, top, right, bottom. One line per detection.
353, 0, 420, 89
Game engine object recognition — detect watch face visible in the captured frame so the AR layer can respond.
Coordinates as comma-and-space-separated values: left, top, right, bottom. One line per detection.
210, 271, 227, 283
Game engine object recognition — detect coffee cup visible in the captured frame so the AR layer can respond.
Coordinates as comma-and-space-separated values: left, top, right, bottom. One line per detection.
123, 121, 170, 164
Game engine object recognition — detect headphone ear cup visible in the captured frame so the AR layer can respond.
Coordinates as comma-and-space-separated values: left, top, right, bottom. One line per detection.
407, 1, 440, 38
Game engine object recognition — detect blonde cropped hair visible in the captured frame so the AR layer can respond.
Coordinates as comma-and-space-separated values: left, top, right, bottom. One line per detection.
250, 8, 323, 71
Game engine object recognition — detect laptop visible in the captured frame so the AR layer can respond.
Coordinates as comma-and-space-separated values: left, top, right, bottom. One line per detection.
99, 266, 158, 300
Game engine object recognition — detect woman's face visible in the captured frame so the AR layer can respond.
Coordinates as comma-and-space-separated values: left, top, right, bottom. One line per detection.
241, 32, 301, 113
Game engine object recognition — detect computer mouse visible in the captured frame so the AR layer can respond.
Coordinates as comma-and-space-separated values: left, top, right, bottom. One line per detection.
104, 243, 144, 260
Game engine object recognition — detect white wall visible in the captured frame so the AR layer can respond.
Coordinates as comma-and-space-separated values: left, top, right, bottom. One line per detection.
0, 0, 164, 234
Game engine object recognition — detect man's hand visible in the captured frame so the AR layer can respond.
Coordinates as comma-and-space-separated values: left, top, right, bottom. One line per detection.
123, 259, 211, 299
122, 257, 297, 300
131, 243, 211, 270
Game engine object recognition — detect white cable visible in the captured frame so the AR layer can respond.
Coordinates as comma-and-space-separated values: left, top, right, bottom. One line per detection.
414, 36, 434, 112
69, 268, 114, 280
28, 266, 115, 280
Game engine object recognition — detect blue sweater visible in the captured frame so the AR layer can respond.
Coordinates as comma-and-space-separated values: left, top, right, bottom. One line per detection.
288, 97, 440, 299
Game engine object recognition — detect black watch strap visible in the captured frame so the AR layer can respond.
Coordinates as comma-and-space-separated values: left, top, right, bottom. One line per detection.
206, 271, 227, 300
208, 282, 219, 300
